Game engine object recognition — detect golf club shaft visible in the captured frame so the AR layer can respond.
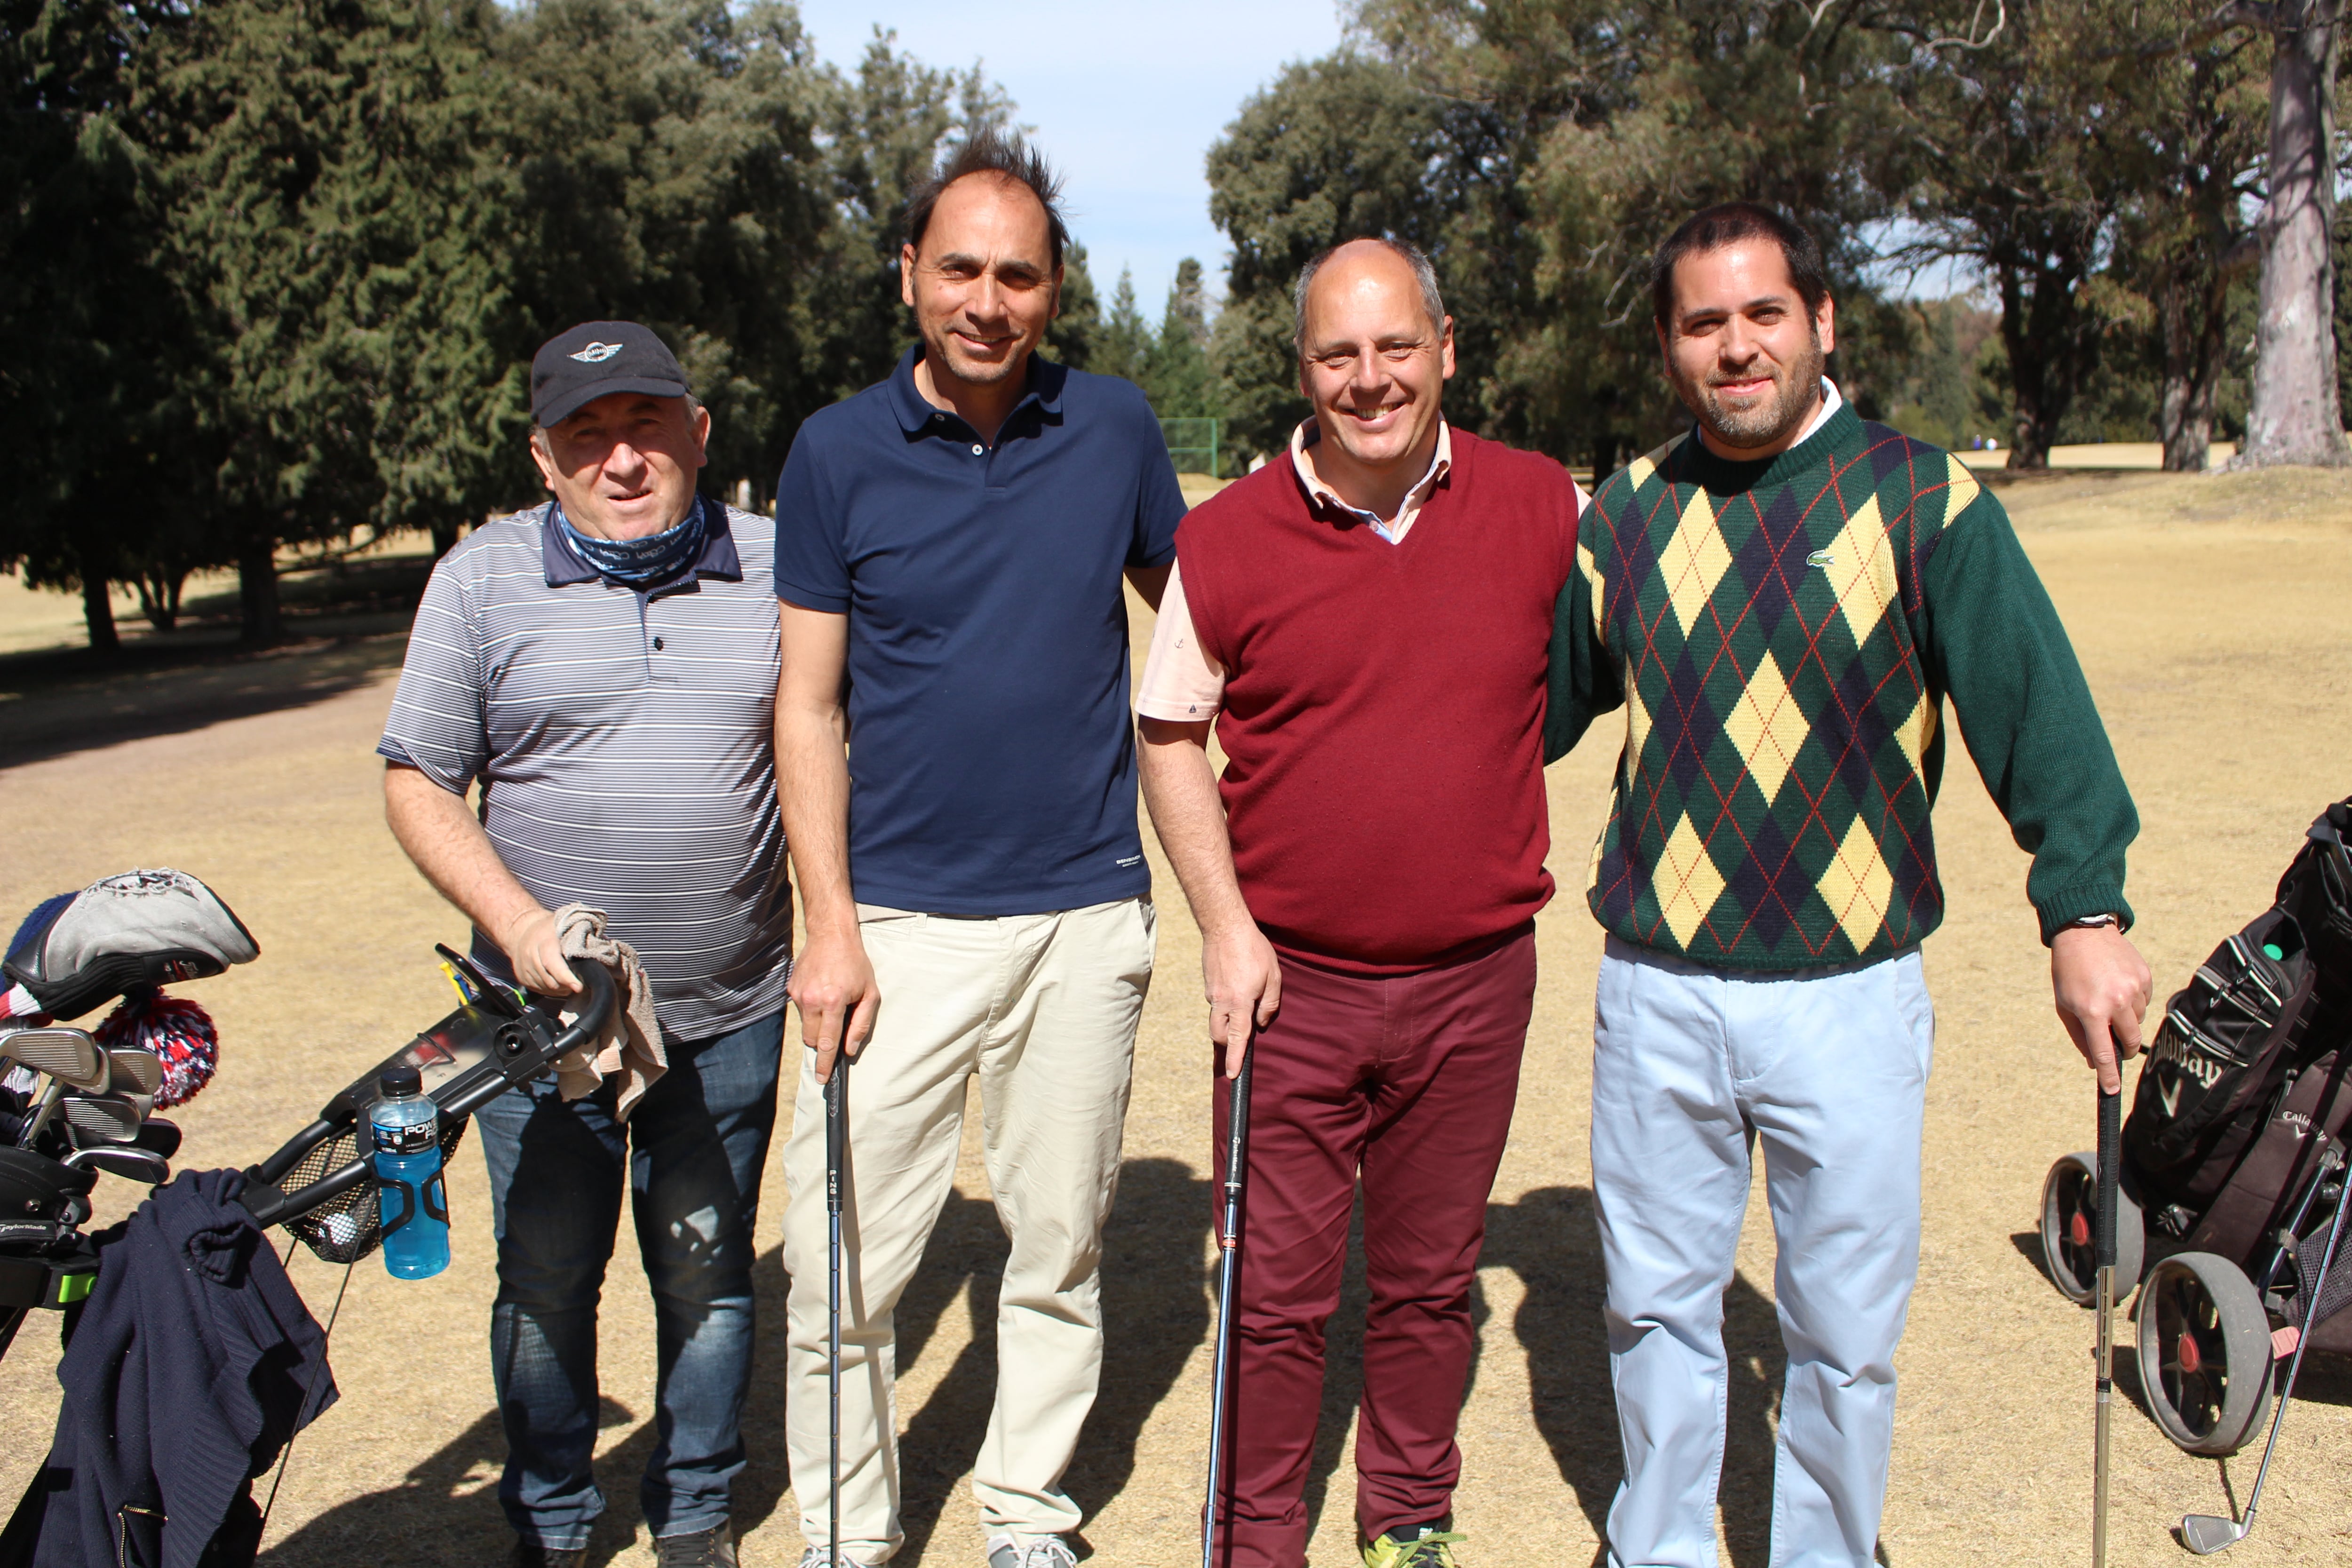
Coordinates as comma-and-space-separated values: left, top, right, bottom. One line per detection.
16, 1077, 64, 1148
2235, 1141, 2352, 1536
2094, 1086, 2119, 1568
827, 1057, 847, 1567
1203, 1048, 1254, 1568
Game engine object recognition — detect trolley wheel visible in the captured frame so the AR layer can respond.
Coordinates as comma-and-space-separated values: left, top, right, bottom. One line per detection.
2039, 1150, 2146, 1305
2137, 1251, 2274, 1456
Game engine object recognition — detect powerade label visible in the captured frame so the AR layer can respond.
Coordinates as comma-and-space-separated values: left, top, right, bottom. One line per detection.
372, 1120, 438, 1156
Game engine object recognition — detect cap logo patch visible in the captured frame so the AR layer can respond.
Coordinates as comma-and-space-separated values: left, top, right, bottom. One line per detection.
569, 342, 624, 364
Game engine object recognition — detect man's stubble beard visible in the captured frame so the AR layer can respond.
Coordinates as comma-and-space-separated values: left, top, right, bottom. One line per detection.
1681, 331, 1827, 453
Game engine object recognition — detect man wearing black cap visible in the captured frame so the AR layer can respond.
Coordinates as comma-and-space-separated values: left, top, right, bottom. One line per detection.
379, 321, 792, 1568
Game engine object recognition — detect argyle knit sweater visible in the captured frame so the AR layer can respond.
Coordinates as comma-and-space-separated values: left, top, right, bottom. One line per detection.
1544, 401, 2137, 971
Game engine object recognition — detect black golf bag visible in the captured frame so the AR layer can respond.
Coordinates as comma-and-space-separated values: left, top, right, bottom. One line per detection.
2122, 796, 2352, 1342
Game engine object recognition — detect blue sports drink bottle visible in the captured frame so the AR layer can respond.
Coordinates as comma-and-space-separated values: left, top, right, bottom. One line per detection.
371, 1063, 450, 1279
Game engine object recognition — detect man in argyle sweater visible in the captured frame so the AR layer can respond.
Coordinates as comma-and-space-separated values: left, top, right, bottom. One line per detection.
1545, 203, 2153, 1568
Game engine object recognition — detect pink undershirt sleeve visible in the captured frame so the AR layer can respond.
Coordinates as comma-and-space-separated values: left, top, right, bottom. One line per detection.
1134, 561, 1228, 722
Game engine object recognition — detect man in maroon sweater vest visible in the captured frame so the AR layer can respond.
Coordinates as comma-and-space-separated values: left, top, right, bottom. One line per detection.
1136, 239, 1582, 1568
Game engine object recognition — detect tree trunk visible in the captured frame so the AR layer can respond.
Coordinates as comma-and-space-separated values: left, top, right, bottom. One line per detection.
1999, 265, 2058, 470
238, 539, 281, 644
2236, 0, 2349, 467
430, 519, 462, 556
2159, 266, 2233, 471
77, 548, 119, 653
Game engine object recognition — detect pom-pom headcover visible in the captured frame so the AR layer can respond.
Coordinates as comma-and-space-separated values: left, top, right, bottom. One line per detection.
94, 991, 221, 1108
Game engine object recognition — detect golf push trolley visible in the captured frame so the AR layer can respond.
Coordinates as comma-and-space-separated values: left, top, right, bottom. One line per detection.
0, 866, 613, 1360
2036, 799, 2352, 1553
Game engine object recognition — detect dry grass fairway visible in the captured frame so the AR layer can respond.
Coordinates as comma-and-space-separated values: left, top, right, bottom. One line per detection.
4, 466, 2352, 1566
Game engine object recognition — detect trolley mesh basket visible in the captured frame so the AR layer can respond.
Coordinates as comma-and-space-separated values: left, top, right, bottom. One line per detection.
282, 1116, 468, 1265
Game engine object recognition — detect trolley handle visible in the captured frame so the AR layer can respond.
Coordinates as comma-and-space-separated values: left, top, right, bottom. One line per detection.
238, 957, 616, 1229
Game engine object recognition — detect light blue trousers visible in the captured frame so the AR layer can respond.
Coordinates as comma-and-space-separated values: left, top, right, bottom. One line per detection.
1591, 937, 1935, 1568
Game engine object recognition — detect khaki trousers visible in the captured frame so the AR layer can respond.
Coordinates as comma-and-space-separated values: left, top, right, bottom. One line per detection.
782, 896, 1155, 1561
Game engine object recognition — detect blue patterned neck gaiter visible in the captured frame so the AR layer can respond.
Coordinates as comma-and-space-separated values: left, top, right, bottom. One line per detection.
555, 495, 709, 588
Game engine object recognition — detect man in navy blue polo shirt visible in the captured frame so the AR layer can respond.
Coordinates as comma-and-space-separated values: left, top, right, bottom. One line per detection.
771, 131, 1183, 1568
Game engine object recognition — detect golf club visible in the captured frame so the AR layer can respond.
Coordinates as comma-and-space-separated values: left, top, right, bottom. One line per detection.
107, 1048, 163, 1118
826, 1054, 848, 1568
5, 1027, 111, 1147
2178, 1141, 2352, 1554
63, 1093, 144, 1146
63, 1145, 169, 1185
1202, 1044, 1254, 1568
2094, 1086, 2119, 1568
0, 1028, 109, 1093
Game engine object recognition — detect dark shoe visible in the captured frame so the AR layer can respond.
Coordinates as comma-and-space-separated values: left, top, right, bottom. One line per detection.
656, 1523, 739, 1568
509, 1543, 587, 1568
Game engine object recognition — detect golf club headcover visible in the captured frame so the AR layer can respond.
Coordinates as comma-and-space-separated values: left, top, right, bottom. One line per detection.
3, 869, 258, 1021
94, 990, 221, 1109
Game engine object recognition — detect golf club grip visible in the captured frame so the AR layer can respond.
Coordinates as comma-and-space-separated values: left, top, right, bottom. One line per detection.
2097, 1087, 2121, 1268
824, 1061, 846, 1213
1225, 1051, 1252, 1189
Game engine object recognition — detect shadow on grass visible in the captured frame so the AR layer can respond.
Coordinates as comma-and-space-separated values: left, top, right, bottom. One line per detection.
255, 1157, 1211, 1567
1, 554, 433, 770
1282, 1185, 1787, 1568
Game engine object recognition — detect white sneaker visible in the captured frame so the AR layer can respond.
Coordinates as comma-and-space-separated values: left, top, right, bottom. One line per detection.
985, 1536, 1077, 1568
797, 1549, 875, 1568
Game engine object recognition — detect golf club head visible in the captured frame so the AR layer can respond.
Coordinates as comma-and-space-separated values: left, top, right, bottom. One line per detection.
106, 1048, 162, 1099
2178, 1514, 2247, 1555
132, 1117, 181, 1159
63, 1093, 143, 1146
62, 1145, 168, 1185
0, 1027, 108, 1093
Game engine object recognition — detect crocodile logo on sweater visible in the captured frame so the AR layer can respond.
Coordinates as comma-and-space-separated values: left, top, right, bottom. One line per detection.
1805, 549, 1835, 568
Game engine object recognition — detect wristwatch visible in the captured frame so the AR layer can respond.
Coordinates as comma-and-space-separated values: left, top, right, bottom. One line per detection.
2068, 912, 2122, 931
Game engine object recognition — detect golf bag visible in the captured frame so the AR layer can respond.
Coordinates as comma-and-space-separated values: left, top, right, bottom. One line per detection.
2123, 797, 2352, 1342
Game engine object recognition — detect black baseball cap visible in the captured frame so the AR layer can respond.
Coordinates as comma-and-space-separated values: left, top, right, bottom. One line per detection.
530, 321, 693, 427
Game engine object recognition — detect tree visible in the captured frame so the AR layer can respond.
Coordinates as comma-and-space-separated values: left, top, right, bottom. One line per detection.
1046, 242, 1104, 370
1140, 256, 1219, 417
2232, 0, 2349, 466
1097, 265, 1153, 384
0, 0, 200, 650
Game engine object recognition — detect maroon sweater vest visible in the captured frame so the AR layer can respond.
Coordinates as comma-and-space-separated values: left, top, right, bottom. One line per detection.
1177, 428, 1581, 974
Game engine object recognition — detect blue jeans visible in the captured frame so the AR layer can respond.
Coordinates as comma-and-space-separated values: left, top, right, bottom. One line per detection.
1591, 939, 1935, 1568
475, 1009, 784, 1549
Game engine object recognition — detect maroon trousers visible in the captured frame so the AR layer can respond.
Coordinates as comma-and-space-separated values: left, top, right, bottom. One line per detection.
1210, 928, 1536, 1568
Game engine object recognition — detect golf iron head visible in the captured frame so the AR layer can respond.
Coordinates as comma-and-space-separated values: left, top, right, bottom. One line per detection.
62, 1145, 169, 1185
63, 1093, 143, 1146
2178, 1513, 2248, 1555
0, 1027, 108, 1094
106, 1048, 162, 1100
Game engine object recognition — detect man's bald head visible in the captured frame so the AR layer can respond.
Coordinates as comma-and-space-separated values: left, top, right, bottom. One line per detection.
1292, 238, 1446, 356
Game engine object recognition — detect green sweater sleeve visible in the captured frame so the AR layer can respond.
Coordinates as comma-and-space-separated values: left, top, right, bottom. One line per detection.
1544, 551, 1621, 764
1914, 491, 2138, 942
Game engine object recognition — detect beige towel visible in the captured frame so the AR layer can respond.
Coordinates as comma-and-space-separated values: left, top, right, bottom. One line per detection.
551, 904, 667, 1118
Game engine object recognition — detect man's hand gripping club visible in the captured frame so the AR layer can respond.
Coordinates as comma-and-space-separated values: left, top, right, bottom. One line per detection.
2052, 920, 2153, 1095
1137, 716, 1279, 1077
791, 927, 876, 1085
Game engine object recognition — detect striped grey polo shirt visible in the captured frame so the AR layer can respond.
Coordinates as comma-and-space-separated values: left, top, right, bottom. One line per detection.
378, 500, 790, 1040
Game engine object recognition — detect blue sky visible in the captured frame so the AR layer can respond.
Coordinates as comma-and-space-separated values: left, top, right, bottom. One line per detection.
794, 0, 1346, 316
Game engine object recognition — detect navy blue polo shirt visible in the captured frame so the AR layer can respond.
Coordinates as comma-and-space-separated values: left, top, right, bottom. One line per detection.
773, 348, 1185, 915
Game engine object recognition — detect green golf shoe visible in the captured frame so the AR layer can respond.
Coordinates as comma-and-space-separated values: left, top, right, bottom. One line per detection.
1361, 1521, 1466, 1568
